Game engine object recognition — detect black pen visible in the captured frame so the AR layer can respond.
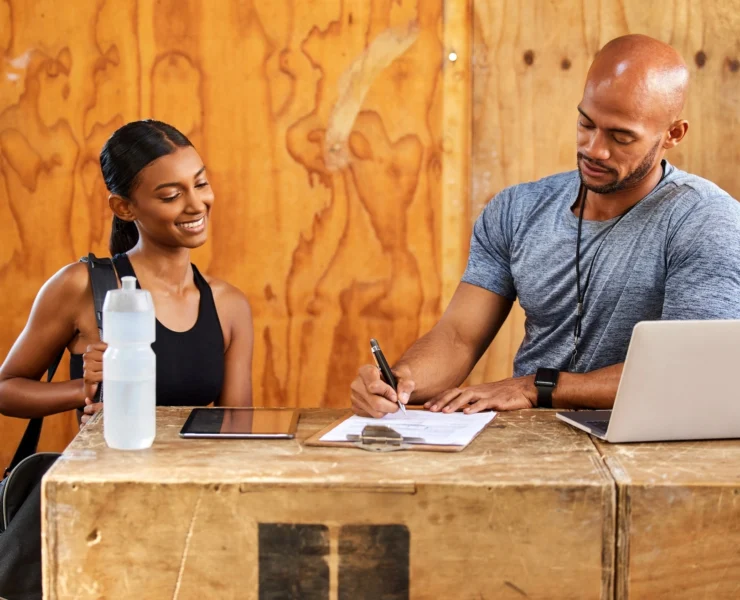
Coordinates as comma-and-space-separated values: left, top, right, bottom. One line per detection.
370, 338, 406, 414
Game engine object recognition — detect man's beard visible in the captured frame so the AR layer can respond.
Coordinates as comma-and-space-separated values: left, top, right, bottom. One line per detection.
577, 138, 662, 194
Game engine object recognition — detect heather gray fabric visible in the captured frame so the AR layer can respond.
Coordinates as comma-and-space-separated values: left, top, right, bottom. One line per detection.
462, 160, 740, 376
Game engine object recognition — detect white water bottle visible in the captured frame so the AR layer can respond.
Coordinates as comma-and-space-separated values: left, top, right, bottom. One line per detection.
102, 276, 156, 450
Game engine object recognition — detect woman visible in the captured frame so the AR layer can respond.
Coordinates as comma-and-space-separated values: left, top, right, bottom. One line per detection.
0, 120, 253, 422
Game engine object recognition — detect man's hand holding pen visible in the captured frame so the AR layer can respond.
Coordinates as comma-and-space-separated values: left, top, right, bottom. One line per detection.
350, 363, 415, 418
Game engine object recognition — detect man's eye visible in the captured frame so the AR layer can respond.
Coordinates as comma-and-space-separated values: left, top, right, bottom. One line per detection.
613, 136, 633, 145
578, 121, 594, 129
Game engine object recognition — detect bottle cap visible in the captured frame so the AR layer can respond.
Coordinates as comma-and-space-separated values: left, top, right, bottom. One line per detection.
102, 277, 156, 344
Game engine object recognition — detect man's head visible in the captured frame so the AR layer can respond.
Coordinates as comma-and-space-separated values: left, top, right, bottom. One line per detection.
577, 35, 690, 194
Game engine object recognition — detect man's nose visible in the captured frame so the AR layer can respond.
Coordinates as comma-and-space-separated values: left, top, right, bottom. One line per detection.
584, 130, 610, 162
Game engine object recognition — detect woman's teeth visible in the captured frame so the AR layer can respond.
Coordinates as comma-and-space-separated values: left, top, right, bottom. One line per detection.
177, 217, 204, 229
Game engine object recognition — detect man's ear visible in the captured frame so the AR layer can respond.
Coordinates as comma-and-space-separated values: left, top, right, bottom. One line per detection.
664, 119, 689, 150
109, 194, 135, 222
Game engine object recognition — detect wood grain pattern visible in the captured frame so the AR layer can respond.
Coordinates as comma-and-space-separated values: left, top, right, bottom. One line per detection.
43, 408, 615, 599
441, 0, 472, 307
470, 0, 740, 385
596, 438, 740, 599
0, 0, 455, 467
0, 0, 139, 469
3, 0, 739, 466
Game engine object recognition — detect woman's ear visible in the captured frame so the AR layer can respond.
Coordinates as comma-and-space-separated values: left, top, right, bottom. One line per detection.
109, 194, 135, 222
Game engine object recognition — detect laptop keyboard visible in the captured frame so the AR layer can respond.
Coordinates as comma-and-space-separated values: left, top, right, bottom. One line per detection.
585, 419, 610, 436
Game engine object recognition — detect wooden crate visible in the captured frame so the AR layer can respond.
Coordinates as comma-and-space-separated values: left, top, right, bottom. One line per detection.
43, 409, 614, 599
597, 438, 740, 599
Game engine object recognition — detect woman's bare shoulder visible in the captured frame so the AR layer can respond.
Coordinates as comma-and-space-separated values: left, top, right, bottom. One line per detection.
19, 261, 94, 336
204, 275, 252, 315
43, 261, 91, 299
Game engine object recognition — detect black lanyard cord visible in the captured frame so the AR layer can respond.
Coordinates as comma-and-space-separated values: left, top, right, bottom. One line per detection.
574, 185, 586, 342
571, 184, 632, 369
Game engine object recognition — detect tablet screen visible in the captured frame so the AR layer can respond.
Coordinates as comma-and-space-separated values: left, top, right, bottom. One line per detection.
180, 408, 299, 438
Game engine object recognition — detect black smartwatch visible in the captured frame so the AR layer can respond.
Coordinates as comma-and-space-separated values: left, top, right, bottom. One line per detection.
534, 368, 559, 408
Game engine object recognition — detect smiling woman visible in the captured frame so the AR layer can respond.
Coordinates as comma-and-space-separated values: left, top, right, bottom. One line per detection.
0, 120, 254, 421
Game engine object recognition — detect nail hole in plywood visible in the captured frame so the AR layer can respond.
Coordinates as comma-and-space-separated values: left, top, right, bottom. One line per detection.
87, 529, 101, 546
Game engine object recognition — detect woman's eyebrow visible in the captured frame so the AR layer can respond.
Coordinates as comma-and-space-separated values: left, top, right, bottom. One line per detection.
153, 166, 206, 191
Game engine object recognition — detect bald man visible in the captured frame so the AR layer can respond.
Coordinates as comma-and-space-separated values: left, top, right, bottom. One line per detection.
351, 34, 740, 417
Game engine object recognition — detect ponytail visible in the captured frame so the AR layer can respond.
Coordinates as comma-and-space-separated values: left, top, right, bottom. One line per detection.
109, 216, 140, 255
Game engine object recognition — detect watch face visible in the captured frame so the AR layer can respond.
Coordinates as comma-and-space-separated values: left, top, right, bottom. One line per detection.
535, 368, 559, 386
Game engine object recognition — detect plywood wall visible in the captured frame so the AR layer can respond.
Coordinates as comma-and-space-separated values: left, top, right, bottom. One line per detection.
470, 0, 740, 385
0, 0, 470, 468
2, 0, 739, 465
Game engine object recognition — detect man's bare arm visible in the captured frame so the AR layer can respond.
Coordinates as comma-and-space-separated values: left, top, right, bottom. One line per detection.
350, 283, 513, 417
426, 362, 625, 413
397, 284, 513, 402
552, 363, 623, 409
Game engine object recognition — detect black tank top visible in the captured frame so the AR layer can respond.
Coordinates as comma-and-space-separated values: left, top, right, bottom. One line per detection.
70, 254, 225, 406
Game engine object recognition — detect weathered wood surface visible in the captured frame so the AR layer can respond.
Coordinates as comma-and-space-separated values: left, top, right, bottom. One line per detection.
7, 0, 740, 501
43, 408, 615, 599
596, 438, 740, 600
1, 0, 467, 469
470, 0, 740, 385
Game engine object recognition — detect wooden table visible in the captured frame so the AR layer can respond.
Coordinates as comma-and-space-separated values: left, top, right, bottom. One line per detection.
595, 438, 740, 599
42, 408, 614, 599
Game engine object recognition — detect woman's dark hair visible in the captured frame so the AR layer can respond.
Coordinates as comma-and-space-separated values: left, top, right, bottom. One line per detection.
100, 120, 193, 255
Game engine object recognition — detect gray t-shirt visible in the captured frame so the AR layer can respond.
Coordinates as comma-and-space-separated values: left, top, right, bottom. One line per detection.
462, 161, 740, 377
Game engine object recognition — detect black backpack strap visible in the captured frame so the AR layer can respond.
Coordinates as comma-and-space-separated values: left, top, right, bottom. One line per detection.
4, 255, 119, 478
80, 253, 118, 334
79, 254, 118, 405
3, 348, 65, 478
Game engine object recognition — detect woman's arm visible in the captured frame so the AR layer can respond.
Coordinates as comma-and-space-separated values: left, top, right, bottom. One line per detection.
211, 281, 253, 407
0, 263, 91, 418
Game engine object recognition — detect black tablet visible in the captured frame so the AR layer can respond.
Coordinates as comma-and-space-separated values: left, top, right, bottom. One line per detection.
179, 408, 299, 439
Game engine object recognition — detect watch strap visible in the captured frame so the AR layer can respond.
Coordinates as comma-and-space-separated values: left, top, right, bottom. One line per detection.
536, 384, 554, 409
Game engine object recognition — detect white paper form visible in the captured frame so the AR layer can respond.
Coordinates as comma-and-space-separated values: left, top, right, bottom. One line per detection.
319, 410, 497, 446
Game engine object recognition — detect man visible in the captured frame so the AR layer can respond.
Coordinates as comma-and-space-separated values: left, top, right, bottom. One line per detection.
350, 34, 740, 418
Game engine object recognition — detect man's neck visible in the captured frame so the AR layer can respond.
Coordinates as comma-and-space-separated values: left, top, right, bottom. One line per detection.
577, 161, 665, 221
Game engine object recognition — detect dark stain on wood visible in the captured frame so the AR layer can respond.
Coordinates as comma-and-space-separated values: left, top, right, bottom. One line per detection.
259, 523, 330, 599
338, 524, 410, 599
523, 50, 534, 66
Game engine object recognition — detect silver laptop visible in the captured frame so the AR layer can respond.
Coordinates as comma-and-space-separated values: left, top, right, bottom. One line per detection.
556, 320, 740, 442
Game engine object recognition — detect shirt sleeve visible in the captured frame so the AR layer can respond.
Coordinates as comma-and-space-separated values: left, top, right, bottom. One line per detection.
662, 195, 740, 320
461, 188, 517, 300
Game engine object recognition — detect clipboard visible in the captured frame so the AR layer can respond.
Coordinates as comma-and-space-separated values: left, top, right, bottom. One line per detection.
304, 410, 491, 453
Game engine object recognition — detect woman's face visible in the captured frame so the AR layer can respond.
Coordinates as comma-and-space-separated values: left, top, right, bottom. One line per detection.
126, 146, 214, 249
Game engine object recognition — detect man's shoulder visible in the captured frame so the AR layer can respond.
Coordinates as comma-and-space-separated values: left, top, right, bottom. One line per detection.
482, 171, 579, 222
663, 164, 737, 207
660, 165, 740, 238
499, 170, 579, 203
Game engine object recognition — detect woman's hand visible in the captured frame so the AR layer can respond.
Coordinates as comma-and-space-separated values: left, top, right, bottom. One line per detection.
81, 342, 106, 403
80, 396, 103, 428
80, 342, 106, 429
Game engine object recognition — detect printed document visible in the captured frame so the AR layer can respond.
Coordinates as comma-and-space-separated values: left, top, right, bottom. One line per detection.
320, 410, 496, 446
